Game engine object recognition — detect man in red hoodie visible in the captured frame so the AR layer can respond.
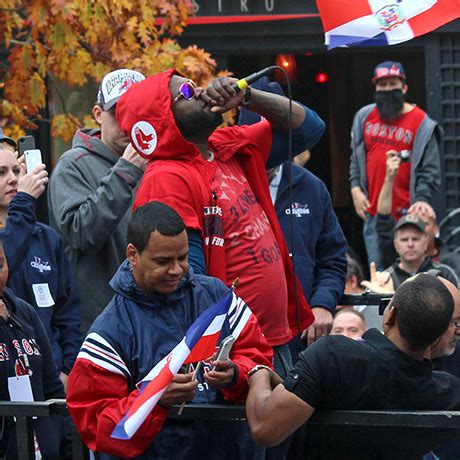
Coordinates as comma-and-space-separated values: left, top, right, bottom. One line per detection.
116, 71, 326, 383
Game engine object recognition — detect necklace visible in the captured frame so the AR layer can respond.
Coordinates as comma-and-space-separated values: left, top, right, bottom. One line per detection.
207, 150, 215, 162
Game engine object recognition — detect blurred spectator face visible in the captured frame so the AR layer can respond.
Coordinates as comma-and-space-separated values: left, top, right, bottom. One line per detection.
331, 311, 366, 340
93, 105, 130, 156
431, 281, 460, 358
394, 226, 428, 265
375, 76, 406, 92
0, 148, 20, 209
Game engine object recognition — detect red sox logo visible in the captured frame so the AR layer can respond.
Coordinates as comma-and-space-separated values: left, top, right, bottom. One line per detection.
131, 121, 158, 157
119, 77, 136, 93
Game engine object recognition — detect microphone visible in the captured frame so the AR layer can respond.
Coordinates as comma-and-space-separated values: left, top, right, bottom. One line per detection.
231, 66, 277, 92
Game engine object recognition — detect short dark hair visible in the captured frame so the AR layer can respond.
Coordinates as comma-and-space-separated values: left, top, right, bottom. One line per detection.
346, 254, 364, 285
391, 274, 454, 350
127, 202, 185, 253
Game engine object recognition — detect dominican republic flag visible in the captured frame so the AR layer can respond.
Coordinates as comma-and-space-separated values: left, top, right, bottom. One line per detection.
111, 290, 235, 440
316, 0, 460, 49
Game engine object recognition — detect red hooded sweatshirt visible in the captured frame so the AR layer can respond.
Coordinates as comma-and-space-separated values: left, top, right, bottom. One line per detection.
116, 69, 314, 345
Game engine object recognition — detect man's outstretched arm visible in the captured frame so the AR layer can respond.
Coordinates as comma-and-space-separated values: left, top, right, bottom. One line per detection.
246, 369, 314, 447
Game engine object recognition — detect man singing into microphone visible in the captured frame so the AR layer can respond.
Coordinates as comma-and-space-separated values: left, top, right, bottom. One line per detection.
115, 71, 325, 454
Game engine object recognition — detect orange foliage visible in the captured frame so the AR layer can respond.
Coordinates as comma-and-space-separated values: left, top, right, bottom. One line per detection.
0, 0, 231, 141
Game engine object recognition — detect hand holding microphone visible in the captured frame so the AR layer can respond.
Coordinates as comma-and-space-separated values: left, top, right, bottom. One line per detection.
201, 76, 246, 113
201, 66, 277, 113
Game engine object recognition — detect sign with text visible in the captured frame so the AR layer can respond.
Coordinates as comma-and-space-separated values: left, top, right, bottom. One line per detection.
187, 0, 319, 24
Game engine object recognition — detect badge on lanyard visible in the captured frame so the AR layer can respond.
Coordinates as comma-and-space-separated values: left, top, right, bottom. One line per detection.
8, 355, 34, 402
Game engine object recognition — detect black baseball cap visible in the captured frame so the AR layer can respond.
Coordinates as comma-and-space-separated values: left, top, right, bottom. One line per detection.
394, 214, 425, 233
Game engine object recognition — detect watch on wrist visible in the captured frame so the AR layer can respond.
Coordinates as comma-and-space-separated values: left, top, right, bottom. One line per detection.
248, 364, 272, 379
240, 87, 252, 106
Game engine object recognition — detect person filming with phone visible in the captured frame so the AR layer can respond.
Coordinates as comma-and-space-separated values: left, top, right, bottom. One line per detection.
0, 136, 82, 390
67, 201, 273, 459
350, 61, 442, 269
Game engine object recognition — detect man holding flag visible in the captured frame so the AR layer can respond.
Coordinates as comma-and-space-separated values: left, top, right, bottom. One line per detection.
67, 202, 273, 459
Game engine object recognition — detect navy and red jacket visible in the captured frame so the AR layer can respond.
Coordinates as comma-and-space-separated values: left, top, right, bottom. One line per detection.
3, 192, 82, 374
67, 261, 273, 459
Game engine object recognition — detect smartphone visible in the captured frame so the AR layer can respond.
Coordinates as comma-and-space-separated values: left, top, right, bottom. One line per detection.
18, 136, 35, 155
213, 335, 235, 368
24, 149, 43, 173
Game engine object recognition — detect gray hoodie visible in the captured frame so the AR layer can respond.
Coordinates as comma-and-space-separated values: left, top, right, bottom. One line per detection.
48, 129, 143, 331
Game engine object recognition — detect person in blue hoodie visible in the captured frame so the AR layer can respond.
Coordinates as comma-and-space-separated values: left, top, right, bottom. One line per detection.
239, 77, 347, 348
0, 145, 82, 390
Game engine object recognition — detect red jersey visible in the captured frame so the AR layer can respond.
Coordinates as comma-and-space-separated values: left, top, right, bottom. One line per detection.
364, 106, 425, 218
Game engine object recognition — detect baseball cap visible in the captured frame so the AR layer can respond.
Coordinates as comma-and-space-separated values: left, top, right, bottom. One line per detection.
394, 214, 425, 233
0, 128, 17, 149
372, 61, 406, 84
96, 69, 146, 111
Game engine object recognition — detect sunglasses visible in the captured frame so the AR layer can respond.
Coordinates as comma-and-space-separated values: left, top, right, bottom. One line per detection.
172, 80, 197, 104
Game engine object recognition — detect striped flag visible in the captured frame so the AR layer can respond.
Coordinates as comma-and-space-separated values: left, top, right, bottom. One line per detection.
111, 289, 235, 440
316, 0, 460, 49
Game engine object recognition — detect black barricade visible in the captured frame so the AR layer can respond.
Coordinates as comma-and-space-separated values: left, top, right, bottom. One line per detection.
3, 294, 459, 459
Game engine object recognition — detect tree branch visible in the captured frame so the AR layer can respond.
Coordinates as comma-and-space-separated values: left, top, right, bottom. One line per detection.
46, 72, 81, 129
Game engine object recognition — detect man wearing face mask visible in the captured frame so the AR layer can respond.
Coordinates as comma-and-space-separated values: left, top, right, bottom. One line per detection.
349, 61, 441, 269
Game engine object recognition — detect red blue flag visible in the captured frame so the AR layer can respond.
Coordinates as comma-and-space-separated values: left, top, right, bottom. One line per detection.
111, 289, 235, 440
316, 0, 460, 49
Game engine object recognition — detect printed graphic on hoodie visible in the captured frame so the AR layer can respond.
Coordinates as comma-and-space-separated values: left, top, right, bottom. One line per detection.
211, 157, 289, 340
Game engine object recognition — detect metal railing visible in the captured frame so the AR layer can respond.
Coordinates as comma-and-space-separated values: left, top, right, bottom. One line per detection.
3, 401, 460, 459
4, 293, 457, 459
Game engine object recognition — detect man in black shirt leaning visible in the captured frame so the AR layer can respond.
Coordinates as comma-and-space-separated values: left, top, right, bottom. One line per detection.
246, 274, 460, 448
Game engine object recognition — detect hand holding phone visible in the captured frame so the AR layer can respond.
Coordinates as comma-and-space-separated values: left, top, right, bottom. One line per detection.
212, 335, 235, 370
24, 149, 43, 173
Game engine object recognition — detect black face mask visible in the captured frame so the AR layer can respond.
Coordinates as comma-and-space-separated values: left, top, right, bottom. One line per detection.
374, 89, 405, 120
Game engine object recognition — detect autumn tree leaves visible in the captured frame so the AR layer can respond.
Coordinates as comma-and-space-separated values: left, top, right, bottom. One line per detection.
0, 1, 221, 140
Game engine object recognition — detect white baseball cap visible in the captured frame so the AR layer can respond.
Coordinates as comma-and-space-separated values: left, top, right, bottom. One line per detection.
96, 69, 146, 111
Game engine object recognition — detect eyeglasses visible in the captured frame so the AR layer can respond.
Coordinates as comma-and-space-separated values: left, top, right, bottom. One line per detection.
450, 320, 460, 328
172, 80, 197, 105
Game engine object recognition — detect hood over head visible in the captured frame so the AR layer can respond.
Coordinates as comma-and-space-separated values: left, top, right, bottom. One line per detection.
116, 69, 201, 162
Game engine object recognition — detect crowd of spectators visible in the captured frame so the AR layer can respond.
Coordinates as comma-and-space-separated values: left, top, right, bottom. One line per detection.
0, 59, 459, 459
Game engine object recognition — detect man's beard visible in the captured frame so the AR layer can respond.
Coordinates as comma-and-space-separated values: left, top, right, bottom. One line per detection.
175, 109, 223, 140
374, 89, 405, 120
